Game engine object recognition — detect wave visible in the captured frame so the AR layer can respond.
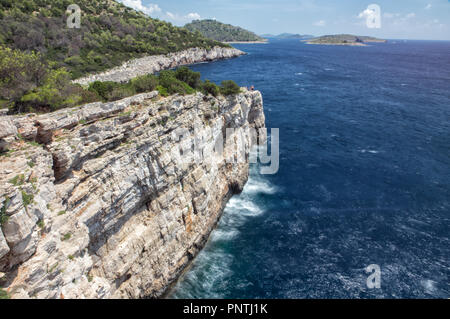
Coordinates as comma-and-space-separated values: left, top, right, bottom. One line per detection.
359, 149, 380, 154
244, 178, 278, 195
169, 172, 277, 298
226, 197, 263, 217
170, 251, 234, 299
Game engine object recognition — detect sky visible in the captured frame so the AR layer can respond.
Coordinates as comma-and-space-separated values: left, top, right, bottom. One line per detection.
118, 0, 450, 40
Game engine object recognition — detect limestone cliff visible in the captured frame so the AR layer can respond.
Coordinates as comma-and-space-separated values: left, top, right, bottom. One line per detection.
73, 47, 245, 86
0, 89, 265, 298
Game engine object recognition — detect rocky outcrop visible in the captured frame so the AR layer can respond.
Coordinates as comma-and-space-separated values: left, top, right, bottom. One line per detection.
0, 89, 265, 299
73, 47, 245, 86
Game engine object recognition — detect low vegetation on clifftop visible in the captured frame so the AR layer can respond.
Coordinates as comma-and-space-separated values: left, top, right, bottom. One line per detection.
0, 46, 241, 114
0, 1, 242, 115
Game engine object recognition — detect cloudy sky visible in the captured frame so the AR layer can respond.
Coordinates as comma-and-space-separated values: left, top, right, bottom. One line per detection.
118, 0, 450, 40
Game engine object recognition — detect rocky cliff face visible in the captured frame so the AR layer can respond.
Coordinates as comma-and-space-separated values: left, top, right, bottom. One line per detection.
0, 89, 265, 298
73, 47, 245, 85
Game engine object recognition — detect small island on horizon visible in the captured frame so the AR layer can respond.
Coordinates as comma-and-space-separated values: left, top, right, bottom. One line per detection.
260, 33, 314, 40
306, 34, 387, 46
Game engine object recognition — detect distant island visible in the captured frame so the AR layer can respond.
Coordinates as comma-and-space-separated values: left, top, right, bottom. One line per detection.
306, 34, 387, 46
184, 19, 267, 43
261, 33, 314, 40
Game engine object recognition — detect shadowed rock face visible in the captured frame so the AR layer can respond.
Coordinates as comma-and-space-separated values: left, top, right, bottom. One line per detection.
0, 89, 265, 299
73, 47, 245, 86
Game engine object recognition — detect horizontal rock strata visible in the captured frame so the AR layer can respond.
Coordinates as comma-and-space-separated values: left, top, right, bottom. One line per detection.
0, 89, 265, 299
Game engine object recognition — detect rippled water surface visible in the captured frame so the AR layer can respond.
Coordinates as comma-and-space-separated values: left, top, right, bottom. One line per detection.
169, 39, 450, 298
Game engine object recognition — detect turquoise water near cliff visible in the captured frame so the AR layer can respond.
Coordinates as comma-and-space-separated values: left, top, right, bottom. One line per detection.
169, 39, 450, 298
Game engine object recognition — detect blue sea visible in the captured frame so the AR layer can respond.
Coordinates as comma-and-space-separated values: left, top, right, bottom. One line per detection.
169, 39, 450, 299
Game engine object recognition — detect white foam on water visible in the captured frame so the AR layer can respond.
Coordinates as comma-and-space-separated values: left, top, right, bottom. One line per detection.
210, 228, 240, 242
225, 197, 263, 217
421, 279, 437, 294
359, 149, 380, 154
244, 178, 277, 195
295, 72, 303, 75
172, 251, 233, 298
171, 174, 277, 298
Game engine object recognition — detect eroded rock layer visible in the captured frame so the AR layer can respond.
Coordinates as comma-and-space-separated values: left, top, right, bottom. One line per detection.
0, 89, 265, 298
73, 47, 245, 85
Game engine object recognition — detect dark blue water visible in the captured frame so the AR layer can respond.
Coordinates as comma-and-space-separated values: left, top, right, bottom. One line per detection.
169, 39, 450, 298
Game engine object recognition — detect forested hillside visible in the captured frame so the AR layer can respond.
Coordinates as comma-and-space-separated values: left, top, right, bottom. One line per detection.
0, 0, 236, 114
0, 0, 226, 78
185, 19, 264, 42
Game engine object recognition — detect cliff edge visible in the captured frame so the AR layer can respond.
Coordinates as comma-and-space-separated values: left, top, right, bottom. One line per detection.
0, 89, 265, 298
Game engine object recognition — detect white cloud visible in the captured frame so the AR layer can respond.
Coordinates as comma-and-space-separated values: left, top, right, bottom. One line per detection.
358, 9, 371, 19
425, 4, 432, 10
358, 8, 380, 21
185, 13, 201, 20
405, 13, 416, 19
121, 0, 161, 15
313, 20, 326, 27
165, 12, 202, 24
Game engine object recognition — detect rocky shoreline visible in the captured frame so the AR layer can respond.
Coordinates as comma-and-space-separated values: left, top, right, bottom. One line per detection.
73, 47, 245, 86
0, 89, 265, 298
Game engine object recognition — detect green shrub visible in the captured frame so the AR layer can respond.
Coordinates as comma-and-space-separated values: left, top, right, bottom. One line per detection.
88, 81, 119, 101
156, 85, 169, 97
202, 80, 220, 97
21, 190, 34, 207
17, 68, 86, 113
175, 67, 201, 89
0, 288, 10, 299
0, 197, 10, 225
81, 89, 102, 104
9, 174, 25, 186
0, 46, 47, 104
106, 85, 136, 102
180, 82, 196, 95
220, 80, 241, 96
131, 74, 158, 93
158, 70, 195, 95
37, 219, 45, 229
